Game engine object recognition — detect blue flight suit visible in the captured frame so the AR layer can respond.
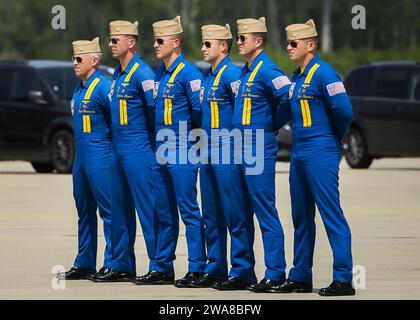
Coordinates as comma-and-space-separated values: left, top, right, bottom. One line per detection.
200, 56, 255, 280
232, 50, 291, 282
109, 53, 158, 273
71, 69, 113, 270
153, 54, 206, 273
287, 54, 353, 283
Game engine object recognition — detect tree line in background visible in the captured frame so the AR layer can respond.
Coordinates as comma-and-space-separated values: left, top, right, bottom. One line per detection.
1, 0, 419, 75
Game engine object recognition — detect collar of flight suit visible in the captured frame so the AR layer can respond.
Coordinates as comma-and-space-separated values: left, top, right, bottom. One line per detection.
80, 69, 101, 89
165, 53, 186, 73
207, 55, 231, 76
117, 52, 141, 75
295, 54, 321, 77
244, 49, 267, 73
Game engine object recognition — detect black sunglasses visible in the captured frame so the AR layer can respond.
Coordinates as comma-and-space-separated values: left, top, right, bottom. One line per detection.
201, 41, 212, 48
107, 37, 120, 45
287, 40, 299, 48
72, 56, 83, 64
155, 38, 165, 45
236, 35, 246, 43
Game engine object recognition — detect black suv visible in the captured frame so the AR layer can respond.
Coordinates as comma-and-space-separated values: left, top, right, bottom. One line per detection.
0, 60, 114, 173
343, 61, 420, 168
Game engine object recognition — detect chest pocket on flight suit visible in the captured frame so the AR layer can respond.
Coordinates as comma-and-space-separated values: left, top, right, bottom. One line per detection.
209, 64, 227, 129
164, 62, 185, 126
119, 62, 140, 126
241, 61, 263, 126
300, 63, 320, 128
82, 77, 101, 133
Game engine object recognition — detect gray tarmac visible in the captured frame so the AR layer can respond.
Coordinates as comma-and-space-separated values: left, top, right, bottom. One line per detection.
0, 158, 419, 300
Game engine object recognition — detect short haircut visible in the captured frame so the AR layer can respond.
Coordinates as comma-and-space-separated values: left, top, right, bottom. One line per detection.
219, 39, 233, 54
127, 35, 138, 41
253, 33, 267, 47
89, 52, 102, 63
173, 33, 184, 47
305, 36, 319, 51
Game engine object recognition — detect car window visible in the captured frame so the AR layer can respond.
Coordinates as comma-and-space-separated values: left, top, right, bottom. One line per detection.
410, 71, 420, 101
99, 66, 115, 79
374, 67, 410, 100
10, 68, 48, 102
38, 68, 65, 100
64, 67, 79, 101
0, 67, 14, 100
344, 67, 375, 97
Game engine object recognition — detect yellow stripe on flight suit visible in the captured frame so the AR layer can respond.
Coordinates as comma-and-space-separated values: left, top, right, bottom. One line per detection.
168, 63, 185, 84
242, 61, 264, 125
119, 100, 128, 125
299, 63, 320, 128
164, 99, 173, 126
124, 62, 140, 82
210, 65, 227, 129
83, 115, 91, 133
300, 100, 308, 127
163, 63, 185, 125
82, 77, 100, 133
304, 63, 320, 85
118, 62, 140, 125
84, 77, 101, 100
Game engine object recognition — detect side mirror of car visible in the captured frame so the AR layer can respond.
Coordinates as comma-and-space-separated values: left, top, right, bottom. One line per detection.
29, 91, 48, 104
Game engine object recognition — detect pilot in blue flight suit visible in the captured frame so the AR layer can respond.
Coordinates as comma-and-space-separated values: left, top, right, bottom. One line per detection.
92, 21, 158, 282
219, 17, 292, 292
131, 16, 206, 287
189, 24, 256, 289
57, 38, 113, 280
272, 19, 355, 296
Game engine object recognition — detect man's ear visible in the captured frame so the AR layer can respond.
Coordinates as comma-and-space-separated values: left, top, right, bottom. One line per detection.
221, 41, 228, 54
255, 36, 263, 49
91, 56, 99, 68
307, 41, 316, 53
173, 38, 180, 50
128, 38, 136, 49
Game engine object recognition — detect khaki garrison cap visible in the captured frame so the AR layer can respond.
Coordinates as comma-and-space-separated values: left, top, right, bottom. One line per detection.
201, 24, 232, 40
236, 17, 267, 34
153, 16, 183, 37
72, 37, 101, 55
109, 20, 139, 36
285, 19, 318, 41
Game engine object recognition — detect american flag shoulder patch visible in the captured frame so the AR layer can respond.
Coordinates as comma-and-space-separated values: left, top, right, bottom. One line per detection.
326, 81, 346, 96
190, 79, 201, 92
142, 79, 154, 92
272, 75, 291, 90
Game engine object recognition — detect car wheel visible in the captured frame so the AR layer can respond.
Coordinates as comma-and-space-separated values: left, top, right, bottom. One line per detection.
50, 129, 74, 173
31, 162, 54, 173
343, 127, 373, 169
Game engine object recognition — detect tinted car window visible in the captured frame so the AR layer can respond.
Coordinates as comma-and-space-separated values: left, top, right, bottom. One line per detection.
411, 71, 420, 101
64, 67, 79, 101
374, 67, 410, 99
99, 66, 115, 79
345, 67, 375, 97
38, 67, 65, 100
0, 67, 13, 99
10, 68, 48, 102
